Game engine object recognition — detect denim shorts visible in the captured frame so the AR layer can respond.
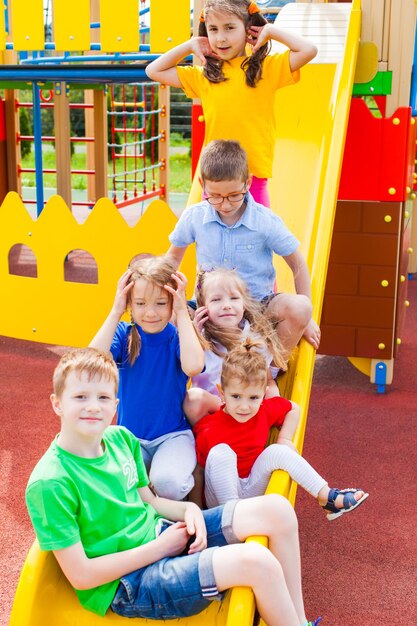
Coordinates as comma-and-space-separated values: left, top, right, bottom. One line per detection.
110, 500, 239, 619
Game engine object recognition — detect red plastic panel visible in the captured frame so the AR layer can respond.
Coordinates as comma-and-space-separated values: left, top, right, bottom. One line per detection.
338, 98, 412, 201
191, 104, 205, 179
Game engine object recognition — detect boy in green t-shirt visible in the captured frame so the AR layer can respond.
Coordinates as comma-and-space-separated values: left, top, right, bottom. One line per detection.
25, 347, 320, 626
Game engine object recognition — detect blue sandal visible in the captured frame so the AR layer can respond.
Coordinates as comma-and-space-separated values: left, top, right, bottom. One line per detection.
323, 488, 369, 520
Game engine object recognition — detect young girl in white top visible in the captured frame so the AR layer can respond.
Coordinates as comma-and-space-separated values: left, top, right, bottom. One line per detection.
184, 267, 285, 424
194, 338, 369, 520
90, 256, 205, 501
145, 0, 317, 207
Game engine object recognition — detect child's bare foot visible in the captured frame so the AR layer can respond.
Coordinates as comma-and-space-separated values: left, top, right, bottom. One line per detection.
318, 487, 369, 520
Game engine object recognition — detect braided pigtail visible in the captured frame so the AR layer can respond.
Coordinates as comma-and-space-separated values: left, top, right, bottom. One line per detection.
241, 7, 270, 87
127, 313, 141, 366
198, 19, 227, 84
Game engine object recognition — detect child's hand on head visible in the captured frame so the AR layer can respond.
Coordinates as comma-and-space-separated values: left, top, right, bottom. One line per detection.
193, 306, 210, 334
190, 36, 221, 66
164, 271, 188, 314
112, 269, 134, 318
248, 24, 271, 53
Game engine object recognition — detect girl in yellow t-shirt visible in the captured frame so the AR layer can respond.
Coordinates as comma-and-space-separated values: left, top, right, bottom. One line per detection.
146, 0, 317, 207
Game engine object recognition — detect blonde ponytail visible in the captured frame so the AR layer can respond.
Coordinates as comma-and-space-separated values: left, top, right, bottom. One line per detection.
221, 337, 269, 389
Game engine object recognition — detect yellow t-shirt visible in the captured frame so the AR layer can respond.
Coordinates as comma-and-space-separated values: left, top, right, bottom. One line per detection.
177, 51, 299, 178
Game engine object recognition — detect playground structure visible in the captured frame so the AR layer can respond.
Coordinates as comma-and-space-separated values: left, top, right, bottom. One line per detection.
318, 0, 417, 392
3, 0, 417, 625
0, 0, 183, 214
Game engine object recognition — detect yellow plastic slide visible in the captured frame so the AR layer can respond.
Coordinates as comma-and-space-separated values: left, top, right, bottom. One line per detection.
10, 2, 360, 626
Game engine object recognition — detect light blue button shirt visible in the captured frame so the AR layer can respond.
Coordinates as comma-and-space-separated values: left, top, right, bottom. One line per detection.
169, 193, 299, 299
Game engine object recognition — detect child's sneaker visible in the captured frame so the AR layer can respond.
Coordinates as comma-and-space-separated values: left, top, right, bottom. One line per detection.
308, 618, 323, 626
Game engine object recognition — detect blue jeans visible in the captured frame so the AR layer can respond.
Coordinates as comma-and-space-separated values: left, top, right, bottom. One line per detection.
110, 500, 239, 619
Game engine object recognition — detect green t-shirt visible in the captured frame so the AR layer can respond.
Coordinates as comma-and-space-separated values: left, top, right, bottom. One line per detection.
26, 426, 162, 616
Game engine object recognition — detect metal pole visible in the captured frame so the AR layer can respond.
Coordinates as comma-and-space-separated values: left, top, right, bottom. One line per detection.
32, 81, 44, 216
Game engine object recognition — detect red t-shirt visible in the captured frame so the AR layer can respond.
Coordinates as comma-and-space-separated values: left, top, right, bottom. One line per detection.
193, 396, 292, 479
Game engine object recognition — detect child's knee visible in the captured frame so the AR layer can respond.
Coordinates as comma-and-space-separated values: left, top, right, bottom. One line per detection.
268, 442, 296, 463
262, 493, 298, 533
268, 294, 312, 326
239, 542, 284, 583
206, 443, 235, 467
289, 295, 312, 326
150, 470, 194, 501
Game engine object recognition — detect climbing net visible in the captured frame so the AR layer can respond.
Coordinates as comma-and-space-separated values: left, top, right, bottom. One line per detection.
109, 82, 162, 208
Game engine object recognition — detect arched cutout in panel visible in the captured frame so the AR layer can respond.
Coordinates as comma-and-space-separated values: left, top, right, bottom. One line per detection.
8, 243, 38, 278
64, 249, 98, 284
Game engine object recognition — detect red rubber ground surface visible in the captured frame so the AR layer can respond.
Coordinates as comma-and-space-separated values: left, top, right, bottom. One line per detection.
2, 280, 417, 626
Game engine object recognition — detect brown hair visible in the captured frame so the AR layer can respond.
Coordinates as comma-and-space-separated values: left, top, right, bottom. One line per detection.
200, 140, 248, 182
221, 337, 268, 389
126, 256, 178, 365
196, 267, 286, 369
199, 0, 270, 88
53, 347, 119, 398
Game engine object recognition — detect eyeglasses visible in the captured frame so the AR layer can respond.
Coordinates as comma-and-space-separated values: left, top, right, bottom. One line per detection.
204, 185, 246, 206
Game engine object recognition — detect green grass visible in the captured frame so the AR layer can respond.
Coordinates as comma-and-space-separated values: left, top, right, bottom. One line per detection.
170, 132, 191, 148
170, 153, 192, 192
20, 138, 192, 195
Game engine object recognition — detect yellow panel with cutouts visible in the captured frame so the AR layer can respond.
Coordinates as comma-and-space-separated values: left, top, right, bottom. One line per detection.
12, 0, 44, 51
150, 0, 190, 53
54, 0, 90, 52
100, 0, 139, 52
0, 193, 196, 347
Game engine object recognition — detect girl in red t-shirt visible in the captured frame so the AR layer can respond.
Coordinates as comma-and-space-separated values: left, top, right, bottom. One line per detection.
194, 339, 369, 520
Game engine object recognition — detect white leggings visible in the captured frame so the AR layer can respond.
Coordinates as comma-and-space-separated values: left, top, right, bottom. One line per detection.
140, 430, 196, 501
204, 443, 327, 509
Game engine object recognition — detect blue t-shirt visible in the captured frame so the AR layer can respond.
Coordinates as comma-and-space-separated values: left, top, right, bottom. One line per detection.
169, 192, 299, 300
110, 322, 190, 440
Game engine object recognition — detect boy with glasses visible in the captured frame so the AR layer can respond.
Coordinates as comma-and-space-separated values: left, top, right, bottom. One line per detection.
167, 139, 320, 360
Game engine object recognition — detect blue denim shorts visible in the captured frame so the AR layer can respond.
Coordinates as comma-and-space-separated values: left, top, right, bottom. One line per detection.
110, 500, 239, 619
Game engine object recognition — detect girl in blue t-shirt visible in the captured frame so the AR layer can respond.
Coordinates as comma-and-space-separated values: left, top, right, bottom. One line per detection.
90, 256, 205, 501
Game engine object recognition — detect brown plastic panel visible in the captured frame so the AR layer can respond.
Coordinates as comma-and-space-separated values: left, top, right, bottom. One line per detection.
329, 232, 397, 265
358, 265, 396, 297
322, 295, 394, 327
324, 263, 359, 295
333, 201, 361, 232
356, 327, 393, 359
318, 325, 356, 356
361, 201, 401, 234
